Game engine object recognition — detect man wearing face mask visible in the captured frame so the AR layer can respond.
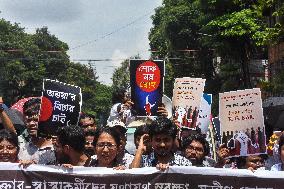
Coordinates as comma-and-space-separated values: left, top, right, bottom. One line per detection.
131, 117, 191, 171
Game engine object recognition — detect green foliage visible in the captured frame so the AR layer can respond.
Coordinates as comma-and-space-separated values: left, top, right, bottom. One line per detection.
263, 70, 284, 93
111, 59, 130, 91
149, 0, 218, 100
0, 19, 112, 124
149, 0, 284, 114
93, 83, 112, 126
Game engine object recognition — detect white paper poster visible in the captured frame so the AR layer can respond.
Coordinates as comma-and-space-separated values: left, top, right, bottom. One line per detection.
172, 77, 205, 129
219, 88, 266, 157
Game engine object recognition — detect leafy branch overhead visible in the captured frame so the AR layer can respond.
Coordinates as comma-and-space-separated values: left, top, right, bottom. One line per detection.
0, 19, 112, 124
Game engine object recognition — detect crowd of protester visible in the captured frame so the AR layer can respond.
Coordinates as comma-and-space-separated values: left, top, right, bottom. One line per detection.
0, 88, 283, 172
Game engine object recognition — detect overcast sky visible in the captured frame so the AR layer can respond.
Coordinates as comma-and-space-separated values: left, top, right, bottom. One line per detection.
0, 0, 162, 85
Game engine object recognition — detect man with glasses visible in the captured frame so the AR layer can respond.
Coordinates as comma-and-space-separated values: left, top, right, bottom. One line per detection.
182, 134, 228, 167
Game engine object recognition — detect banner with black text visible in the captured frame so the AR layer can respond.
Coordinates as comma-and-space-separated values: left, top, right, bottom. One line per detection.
0, 163, 282, 189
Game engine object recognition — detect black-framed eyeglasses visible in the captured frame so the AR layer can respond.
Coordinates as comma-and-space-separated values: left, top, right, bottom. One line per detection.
186, 145, 204, 154
96, 142, 117, 150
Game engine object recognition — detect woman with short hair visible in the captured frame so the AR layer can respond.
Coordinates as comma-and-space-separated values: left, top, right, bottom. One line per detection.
0, 129, 19, 163
89, 127, 124, 169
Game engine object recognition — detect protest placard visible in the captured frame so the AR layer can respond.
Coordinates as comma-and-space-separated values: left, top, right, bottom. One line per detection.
219, 88, 266, 157
172, 77, 205, 129
39, 79, 82, 132
130, 60, 164, 116
196, 93, 212, 134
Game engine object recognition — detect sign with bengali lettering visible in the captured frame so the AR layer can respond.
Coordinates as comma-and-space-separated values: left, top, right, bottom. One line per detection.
219, 88, 267, 157
0, 163, 283, 189
196, 93, 212, 134
172, 77, 206, 129
130, 60, 164, 116
39, 79, 82, 133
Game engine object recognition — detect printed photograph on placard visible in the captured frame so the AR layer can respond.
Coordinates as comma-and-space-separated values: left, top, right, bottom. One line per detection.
172, 77, 205, 129
196, 93, 212, 134
130, 59, 164, 117
219, 88, 267, 157
39, 79, 82, 133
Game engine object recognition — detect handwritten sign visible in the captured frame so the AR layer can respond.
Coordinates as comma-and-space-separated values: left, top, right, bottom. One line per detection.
219, 88, 266, 157
130, 60, 164, 116
172, 77, 205, 129
39, 79, 82, 132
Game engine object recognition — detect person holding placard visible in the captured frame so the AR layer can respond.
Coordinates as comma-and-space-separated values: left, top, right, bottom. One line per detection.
107, 89, 133, 125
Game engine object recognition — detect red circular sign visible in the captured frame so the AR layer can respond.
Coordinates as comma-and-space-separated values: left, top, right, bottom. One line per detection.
136, 61, 160, 92
39, 96, 53, 122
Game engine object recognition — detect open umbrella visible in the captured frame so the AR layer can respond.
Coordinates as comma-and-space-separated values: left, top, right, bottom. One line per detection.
0, 104, 25, 135
11, 97, 35, 114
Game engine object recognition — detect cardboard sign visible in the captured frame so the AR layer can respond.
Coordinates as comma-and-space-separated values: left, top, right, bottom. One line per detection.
196, 93, 212, 134
39, 79, 82, 132
172, 77, 205, 129
130, 60, 164, 116
219, 88, 266, 157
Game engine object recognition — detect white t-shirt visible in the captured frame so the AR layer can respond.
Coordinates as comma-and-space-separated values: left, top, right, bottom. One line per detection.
107, 103, 133, 125
271, 163, 283, 171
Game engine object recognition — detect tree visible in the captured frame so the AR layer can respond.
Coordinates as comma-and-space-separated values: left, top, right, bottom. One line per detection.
112, 59, 130, 91
111, 55, 141, 92
149, 0, 220, 102
93, 82, 112, 126
0, 19, 44, 103
148, 0, 282, 114
0, 18, 112, 123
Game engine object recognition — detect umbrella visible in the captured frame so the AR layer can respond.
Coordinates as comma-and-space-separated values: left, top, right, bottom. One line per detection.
10, 97, 35, 114
5, 108, 24, 126
0, 105, 26, 135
